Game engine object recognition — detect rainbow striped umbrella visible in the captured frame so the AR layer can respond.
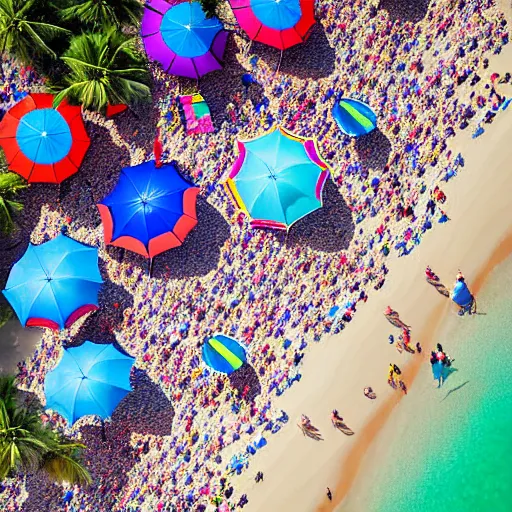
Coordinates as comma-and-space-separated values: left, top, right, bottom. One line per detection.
202, 334, 247, 374
225, 126, 329, 230
332, 98, 377, 137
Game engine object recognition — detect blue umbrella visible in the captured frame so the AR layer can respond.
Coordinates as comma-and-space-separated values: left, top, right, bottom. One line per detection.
332, 98, 377, 137
44, 341, 135, 424
202, 334, 247, 374
2, 234, 103, 330
97, 160, 199, 258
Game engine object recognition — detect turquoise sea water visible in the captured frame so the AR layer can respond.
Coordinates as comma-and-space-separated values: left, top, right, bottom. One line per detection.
351, 257, 512, 512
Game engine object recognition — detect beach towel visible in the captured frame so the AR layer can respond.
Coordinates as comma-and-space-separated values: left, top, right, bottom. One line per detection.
179, 94, 214, 134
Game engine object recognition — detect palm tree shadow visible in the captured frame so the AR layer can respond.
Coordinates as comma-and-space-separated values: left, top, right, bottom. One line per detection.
228, 364, 262, 402
58, 122, 130, 233
378, 0, 431, 23
354, 129, 392, 175
441, 380, 469, 401
285, 179, 355, 253
200, 38, 265, 127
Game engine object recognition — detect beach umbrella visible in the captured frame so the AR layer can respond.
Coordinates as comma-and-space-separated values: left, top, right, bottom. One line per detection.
202, 334, 247, 375
225, 126, 330, 230
0, 93, 90, 183
44, 341, 135, 425
141, 0, 228, 79
2, 234, 103, 330
332, 98, 377, 137
97, 160, 199, 259
229, 0, 315, 50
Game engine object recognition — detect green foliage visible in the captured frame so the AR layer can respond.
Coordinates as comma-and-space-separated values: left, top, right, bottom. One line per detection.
0, 303, 13, 330
0, 155, 27, 236
53, 29, 151, 112
0, 376, 91, 484
60, 0, 143, 30
199, 0, 220, 18
0, 0, 70, 64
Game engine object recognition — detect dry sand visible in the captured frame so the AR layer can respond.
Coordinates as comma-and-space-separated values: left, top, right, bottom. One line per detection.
233, 35, 512, 512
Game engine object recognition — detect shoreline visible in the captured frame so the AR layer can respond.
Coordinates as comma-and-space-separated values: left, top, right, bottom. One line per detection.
329, 228, 512, 512
235, 44, 512, 511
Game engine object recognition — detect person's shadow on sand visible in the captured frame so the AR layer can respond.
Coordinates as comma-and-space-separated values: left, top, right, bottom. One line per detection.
441, 380, 469, 401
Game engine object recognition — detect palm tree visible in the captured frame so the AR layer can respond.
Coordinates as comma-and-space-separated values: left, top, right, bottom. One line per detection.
0, 155, 27, 236
0, 303, 13, 330
0, 376, 91, 485
0, 0, 69, 65
53, 29, 151, 113
60, 0, 142, 29
200, 0, 221, 18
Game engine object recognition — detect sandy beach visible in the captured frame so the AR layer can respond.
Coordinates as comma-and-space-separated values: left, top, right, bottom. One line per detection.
1, 0, 511, 511
235, 41, 512, 512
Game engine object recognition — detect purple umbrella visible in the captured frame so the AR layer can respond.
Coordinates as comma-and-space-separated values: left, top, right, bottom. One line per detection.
141, 0, 228, 79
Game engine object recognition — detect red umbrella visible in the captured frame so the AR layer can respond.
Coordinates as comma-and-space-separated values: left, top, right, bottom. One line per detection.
0, 94, 90, 183
229, 0, 315, 50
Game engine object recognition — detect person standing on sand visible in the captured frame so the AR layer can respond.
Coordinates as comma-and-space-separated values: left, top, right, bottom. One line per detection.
327, 488, 332, 501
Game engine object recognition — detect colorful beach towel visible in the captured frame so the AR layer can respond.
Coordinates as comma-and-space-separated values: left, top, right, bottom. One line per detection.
179, 94, 214, 134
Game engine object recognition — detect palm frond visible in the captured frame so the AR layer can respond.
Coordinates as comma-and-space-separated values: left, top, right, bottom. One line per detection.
43, 451, 92, 485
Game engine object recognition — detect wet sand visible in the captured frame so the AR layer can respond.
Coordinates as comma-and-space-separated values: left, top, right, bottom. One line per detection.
0, 319, 41, 376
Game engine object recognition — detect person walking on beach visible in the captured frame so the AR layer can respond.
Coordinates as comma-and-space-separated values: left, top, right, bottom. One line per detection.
327, 488, 332, 501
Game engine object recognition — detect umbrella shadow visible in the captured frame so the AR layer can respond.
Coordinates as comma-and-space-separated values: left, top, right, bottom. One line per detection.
377, 0, 431, 23
66, 262, 134, 347
150, 196, 231, 279
275, 24, 335, 79
58, 122, 131, 233
200, 38, 266, 127
354, 129, 392, 175
228, 364, 262, 402
285, 179, 355, 253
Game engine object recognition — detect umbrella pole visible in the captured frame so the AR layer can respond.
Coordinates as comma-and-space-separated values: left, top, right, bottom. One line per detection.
276, 51, 284, 75
101, 419, 107, 443
148, 257, 154, 278
244, 40, 253, 59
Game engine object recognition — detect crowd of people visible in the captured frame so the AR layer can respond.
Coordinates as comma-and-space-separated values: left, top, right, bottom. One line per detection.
1, 0, 511, 511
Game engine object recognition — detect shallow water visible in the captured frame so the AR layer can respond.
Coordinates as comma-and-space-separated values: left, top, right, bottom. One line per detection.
347, 257, 512, 512
0, 319, 41, 376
